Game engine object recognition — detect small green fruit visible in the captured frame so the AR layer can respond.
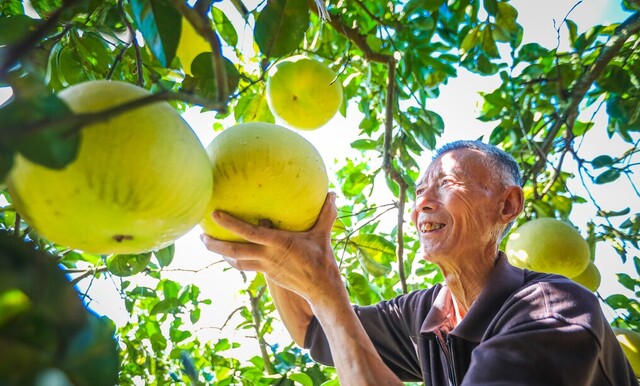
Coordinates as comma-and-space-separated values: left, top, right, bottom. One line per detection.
266, 56, 343, 130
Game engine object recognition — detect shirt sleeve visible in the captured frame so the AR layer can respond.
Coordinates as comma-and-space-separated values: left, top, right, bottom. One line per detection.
304, 288, 435, 381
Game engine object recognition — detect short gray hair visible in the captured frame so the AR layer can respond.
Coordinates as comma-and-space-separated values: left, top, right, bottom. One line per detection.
433, 140, 522, 238
433, 140, 522, 187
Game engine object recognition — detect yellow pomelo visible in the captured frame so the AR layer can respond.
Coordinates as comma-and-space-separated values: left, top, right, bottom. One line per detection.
176, 18, 210, 75
505, 218, 590, 277
570, 261, 601, 292
7, 80, 213, 254
612, 327, 640, 376
200, 122, 328, 242
266, 56, 343, 130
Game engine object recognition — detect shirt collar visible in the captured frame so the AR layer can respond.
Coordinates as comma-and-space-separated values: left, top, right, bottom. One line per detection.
419, 252, 525, 342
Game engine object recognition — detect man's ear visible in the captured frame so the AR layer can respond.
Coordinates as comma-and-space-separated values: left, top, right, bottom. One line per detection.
499, 185, 524, 224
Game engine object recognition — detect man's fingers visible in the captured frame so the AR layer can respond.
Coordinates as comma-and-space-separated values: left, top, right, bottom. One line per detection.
312, 192, 338, 234
201, 233, 262, 258
222, 255, 263, 272
209, 211, 275, 245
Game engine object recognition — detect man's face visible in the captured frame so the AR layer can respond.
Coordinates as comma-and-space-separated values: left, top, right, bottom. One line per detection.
410, 148, 504, 263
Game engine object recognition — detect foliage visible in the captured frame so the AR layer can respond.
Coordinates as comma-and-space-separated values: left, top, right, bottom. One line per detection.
0, 0, 639, 384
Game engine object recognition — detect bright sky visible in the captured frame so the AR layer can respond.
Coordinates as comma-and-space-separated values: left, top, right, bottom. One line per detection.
1, 0, 637, 365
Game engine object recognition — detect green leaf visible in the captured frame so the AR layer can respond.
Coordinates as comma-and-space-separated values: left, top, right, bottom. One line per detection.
594, 168, 620, 184
212, 7, 238, 47
483, 0, 497, 16
566, 19, 578, 45
0, 0, 25, 16
254, 0, 310, 58
154, 244, 175, 268
351, 234, 395, 277
597, 207, 630, 217
460, 26, 481, 53
572, 120, 594, 137
234, 92, 274, 123
289, 372, 314, 386
517, 43, 549, 62
617, 273, 638, 291
182, 53, 240, 103
596, 64, 632, 93
605, 293, 630, 309
591, 155, 615, 168
106, 253, 151, 277
350, 139, 378, 151
0, 94, 81, 169
61, 315, 119, 385
0, 15, 42, 45
0, 144, 14, 183
481, 26, 499, 58
346, 272, 380, 305
130, 0, 181, 67
150, 298, 182, 315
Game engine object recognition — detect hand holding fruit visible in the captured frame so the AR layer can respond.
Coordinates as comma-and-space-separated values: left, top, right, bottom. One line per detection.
200, 193, 343, 303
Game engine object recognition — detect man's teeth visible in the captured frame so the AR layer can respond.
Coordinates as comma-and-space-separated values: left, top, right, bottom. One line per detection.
422, 223, 445, 232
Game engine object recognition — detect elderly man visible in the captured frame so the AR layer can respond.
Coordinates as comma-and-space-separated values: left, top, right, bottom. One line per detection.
201, 140, 637, 385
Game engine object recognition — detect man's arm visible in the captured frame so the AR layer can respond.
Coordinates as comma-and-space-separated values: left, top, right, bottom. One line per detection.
265, 278, 312, 346
201, 193, 403, 386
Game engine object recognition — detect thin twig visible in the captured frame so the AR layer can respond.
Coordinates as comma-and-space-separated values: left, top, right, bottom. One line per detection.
248, 285, 275, 375
118, 0, 144, 86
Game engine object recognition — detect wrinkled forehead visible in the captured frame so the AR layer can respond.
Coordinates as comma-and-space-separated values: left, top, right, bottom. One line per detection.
418, 149, 489, 184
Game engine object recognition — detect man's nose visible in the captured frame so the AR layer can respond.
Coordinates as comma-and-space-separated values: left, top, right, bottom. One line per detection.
414, 187, 437, 212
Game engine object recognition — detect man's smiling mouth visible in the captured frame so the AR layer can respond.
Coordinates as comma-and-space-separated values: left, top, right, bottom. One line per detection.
420, 222, 446, 233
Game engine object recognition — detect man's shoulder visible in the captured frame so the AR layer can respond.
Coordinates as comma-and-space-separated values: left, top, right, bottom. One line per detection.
500, 270, 605, 332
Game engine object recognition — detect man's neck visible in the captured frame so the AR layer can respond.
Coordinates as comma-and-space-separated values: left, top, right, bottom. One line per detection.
438, 249, 499, 317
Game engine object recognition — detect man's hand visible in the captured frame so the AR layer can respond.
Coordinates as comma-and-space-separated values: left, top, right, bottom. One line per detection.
200, 192, 341, 304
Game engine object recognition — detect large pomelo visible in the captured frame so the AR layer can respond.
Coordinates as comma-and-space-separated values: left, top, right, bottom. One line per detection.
7, 80, 213, 254
505, 217, 590, 277
266, 56, 343, 130
200, 122, 328, 242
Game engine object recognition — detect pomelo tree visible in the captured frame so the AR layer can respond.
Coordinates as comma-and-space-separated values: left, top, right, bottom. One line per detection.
0, 0, 639, 383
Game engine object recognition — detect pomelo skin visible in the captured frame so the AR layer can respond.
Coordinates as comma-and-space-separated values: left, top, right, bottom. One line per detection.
176, 17, 210, 75
505, 217, 590, 277
200, 122, 328, 242
570, 261, 601, 292
8, 80, 213, 254
612, 327, 640, 377
266, 56, 343, 130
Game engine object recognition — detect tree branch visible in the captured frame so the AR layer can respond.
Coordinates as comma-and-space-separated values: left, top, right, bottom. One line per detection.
380, 59, 408, 293
523, 11, 640, 184
7, 89, 226, 141
308, 0, 393, 64
248, 285, 275, 375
